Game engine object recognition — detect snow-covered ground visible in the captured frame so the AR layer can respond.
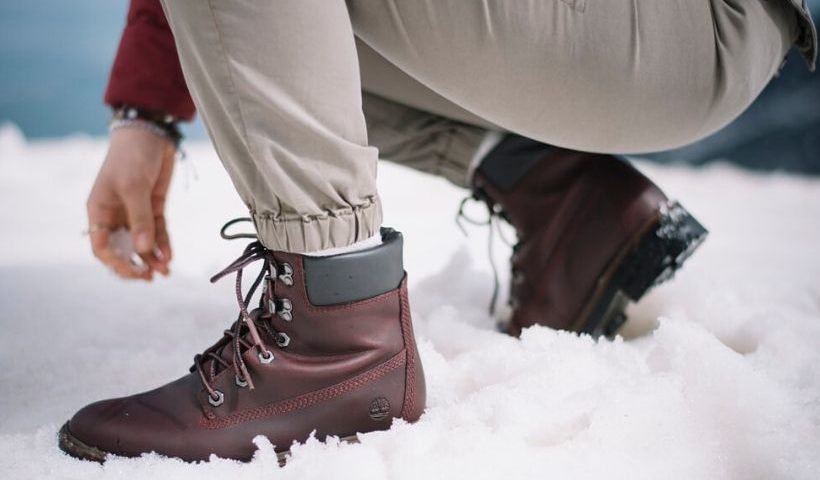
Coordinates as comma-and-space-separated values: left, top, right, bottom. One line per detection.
1, 124, 819, 479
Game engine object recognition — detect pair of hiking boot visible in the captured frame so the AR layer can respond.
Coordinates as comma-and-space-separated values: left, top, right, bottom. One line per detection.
59, 136, 706, 462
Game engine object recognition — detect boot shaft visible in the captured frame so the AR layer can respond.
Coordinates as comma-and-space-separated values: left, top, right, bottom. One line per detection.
261, 227, 407, 358
474, 134, 668, 241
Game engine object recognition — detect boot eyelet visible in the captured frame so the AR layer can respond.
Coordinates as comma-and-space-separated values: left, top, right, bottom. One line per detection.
208, 390, 224, 407
276, 332, 291, 348
277, 298, 293, 322
257, 350, 274, 364
235, 375, 249, 387
278, 263, 294, 286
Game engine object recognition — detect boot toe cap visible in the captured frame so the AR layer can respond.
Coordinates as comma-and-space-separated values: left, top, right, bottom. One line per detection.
67, 397, 142, 457
67, 394, 196, 459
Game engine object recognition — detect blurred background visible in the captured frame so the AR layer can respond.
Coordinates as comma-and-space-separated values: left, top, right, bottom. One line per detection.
0, 0, 818, 173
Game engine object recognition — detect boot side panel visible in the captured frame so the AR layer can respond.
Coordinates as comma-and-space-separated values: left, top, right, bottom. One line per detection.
189, 350, 409, 461
397, 277, 426, 422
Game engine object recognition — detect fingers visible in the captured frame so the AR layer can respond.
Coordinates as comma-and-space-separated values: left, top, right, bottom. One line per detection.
120, 184, 157, 256
86, 186, 172, 280
152, 145, 176, 268
137, 249, 166, 277
154, 215, 173, 265
137, 217, 170, 276
87, 199, 153, 280
88, 225, 153, 281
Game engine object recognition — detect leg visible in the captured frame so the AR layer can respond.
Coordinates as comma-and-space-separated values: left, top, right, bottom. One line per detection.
351, 0, 796, 337
362, 91, 486, 188
357, 40, 498, 130
160, 0, 380, 253
358, 41, 493, 189
356, 0, 798, 193
350, 0, 798, 154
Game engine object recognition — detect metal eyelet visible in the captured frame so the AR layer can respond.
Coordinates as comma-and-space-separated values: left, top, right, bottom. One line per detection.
208, 390, 225, 407
257, 349, 274, 364
277, 298, 293, 321
235, 375, 249, 387
268, 297, 293, 321
276, 332, 291, 348
278, 263, 294, 286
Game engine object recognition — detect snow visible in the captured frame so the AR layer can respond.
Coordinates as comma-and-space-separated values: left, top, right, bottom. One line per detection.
1, 123, 819, 479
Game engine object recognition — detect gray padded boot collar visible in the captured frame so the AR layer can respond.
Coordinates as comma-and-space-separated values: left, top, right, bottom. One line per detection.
302, 227, 404, 306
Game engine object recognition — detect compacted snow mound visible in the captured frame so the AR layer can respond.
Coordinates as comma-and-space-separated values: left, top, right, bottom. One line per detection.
1, 125, 819, 479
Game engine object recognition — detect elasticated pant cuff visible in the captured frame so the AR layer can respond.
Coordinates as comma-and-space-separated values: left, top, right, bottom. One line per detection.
251, 196, 383, 253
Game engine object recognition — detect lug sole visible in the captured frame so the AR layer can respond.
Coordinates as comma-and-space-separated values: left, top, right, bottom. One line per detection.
58, 421, 360, 465
576, 200, 707, 338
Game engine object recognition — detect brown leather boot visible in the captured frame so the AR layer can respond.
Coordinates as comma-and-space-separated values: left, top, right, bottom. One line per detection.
471, 135, 707, 338
59, 226, 425, 463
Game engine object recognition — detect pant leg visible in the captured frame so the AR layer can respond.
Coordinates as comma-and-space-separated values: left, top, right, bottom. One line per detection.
159, 0, 380, 253
357, 40, 498, 131
359, 40, 499, 189
349, 0, 798, 154
362, 92, 487, 189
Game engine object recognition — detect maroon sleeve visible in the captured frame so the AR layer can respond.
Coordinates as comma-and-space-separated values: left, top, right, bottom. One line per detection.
104, 0, 195, 121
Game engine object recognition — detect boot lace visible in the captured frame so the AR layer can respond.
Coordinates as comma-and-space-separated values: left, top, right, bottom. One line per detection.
456, 190, 518, 316
192, 218, 291, 406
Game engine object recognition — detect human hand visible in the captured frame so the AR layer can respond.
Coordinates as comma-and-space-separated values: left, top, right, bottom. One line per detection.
86, 127, 175, 280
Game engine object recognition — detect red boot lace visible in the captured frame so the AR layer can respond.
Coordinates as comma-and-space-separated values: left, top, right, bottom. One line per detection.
192, 219, 285, 404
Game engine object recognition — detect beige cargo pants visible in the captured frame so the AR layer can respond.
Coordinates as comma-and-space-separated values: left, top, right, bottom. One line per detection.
159, 0, 797, 253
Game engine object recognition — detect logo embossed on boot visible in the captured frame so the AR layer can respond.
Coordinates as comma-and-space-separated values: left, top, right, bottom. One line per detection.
369, 397, 390, 421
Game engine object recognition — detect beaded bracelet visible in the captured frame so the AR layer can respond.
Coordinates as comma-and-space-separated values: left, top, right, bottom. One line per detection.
108, 118, 175, 143
110, 105, 184, 147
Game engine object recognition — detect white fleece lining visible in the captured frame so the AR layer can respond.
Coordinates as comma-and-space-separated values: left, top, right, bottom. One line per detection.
302, 231, 382, 257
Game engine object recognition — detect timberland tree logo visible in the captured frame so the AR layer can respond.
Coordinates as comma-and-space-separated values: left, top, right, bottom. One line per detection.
369, 397, 390, 421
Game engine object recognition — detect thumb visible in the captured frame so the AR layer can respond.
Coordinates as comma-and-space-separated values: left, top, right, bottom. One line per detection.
121, 188, 156, 254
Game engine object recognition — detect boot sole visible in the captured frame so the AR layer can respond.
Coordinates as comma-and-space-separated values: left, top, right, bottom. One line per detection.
58, 422, 107, 463
573, 201, 707, 338
58, 421, 360, 465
